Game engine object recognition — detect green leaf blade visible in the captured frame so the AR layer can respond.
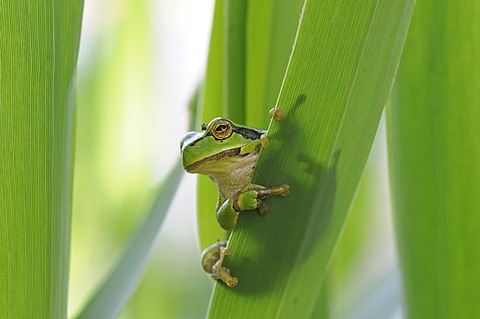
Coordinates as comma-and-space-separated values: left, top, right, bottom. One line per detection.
224, 0, 247, 123
197, 0, 228, 250
208, 0, 415, 317
246, 0, 304, 128
388, 1, 480, 317
0, 0, 84, 317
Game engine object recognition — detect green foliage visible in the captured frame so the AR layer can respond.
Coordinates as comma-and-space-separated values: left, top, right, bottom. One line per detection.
388, 1, 480, 317
0, 0, 84, 317
8, 0, 478, 317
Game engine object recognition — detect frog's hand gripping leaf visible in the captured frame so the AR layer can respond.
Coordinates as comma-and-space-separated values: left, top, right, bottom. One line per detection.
216, 184, 291, 231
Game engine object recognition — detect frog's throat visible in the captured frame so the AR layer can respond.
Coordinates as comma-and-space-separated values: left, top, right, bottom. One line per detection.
185, 148, 242, 173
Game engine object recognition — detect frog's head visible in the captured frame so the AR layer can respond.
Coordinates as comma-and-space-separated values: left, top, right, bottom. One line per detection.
180, 118, 265, 174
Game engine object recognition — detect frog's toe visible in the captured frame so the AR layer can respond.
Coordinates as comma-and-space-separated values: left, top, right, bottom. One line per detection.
258, 201, 269, 215
279, 184, 290, 196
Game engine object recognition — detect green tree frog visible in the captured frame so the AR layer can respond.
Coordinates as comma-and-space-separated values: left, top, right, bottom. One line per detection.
180, 110, 289, 287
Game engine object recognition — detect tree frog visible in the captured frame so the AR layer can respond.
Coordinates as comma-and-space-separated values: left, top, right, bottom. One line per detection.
180, 111, 289, 287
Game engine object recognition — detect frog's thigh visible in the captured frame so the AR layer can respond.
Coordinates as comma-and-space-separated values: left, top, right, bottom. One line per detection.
201, 241, 227, 273
217, 199, 239, 231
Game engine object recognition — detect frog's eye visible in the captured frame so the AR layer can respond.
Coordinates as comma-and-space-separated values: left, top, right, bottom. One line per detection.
211, 120, 233, 140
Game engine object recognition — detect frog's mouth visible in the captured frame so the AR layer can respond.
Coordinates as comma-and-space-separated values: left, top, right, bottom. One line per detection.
185, 148, 242, 173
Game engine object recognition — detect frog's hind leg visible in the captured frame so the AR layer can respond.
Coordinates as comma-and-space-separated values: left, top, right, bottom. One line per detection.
201, 241, 238, 287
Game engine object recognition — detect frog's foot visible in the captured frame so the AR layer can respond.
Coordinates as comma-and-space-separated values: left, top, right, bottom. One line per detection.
202, 242, 238, 287
211, 247, 238, 287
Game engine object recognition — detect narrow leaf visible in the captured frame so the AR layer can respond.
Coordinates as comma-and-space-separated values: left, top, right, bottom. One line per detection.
246, 0, 305, 128
223, 0, 247, 122
0, 1, 83, 317
197, 0, 228, 250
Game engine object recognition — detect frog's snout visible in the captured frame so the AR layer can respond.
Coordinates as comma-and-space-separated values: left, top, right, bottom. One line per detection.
180, 131, 201, 153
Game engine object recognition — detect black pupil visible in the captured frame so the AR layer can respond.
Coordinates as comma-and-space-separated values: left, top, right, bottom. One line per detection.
216, 124, 226, 132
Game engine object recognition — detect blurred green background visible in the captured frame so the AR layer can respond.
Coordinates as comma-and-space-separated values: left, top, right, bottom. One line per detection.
70, 0, 399, 318
69, 0, 214, 317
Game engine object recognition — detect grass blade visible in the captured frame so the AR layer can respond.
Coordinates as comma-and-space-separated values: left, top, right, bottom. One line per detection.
0, 1, 83, 317
224, 0, 247, 122
388, 1, 480, 317
246, 0, 305, 128
197, 0, 228, 250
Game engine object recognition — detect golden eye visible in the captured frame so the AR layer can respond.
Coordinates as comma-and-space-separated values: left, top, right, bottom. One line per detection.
211, 120, 233, 140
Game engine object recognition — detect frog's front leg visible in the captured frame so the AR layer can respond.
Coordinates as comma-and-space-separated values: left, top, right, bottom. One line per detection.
239, 184, 290, 216
201, 241, 238, 287
216, 183, 290, 231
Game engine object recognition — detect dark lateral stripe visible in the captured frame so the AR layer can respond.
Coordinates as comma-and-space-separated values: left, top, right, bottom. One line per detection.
201, 119, 266, 141
232, 125, 266, 140
185, 147, 241, 172
203, 123, 267, 142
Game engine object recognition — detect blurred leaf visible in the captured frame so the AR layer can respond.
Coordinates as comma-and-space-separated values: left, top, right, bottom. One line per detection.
329, 114, 398, 314
0, 0, 83, 317
69, 0, 154, 313
207, 0, 415, 317
75, 164, 183, 319
197, 0, 227, 250
388, 1, 480, 318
